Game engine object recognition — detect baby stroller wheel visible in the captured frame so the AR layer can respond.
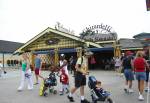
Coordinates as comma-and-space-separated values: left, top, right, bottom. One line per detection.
53, 90, 57, 94
106, 98, 113, 103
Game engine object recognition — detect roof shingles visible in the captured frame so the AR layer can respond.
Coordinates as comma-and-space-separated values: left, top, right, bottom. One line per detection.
0, 40, 24, 53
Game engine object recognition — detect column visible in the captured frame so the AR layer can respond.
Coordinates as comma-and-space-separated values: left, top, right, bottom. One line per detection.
54, 48, 59, 66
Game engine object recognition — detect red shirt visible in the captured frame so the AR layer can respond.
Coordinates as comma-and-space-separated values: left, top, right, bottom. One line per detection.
134, 57, 146, 72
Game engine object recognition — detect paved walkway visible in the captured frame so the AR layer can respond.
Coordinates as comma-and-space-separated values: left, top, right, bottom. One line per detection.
0, 69, 150, 103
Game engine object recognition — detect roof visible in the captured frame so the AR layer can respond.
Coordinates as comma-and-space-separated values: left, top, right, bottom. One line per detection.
14, 27, 102, 54
119, 38, 143, 50
0, 40, 24, 53
133, 32, 150, 39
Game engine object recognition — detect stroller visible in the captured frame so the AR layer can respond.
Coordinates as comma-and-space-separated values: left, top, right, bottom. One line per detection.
39, 72, 57, 97
88, 76, 113, 103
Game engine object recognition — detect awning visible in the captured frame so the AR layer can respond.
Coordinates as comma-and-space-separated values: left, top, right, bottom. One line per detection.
33, 47, 114, 54
33, 48, 76, 54
89, 47, 114, 52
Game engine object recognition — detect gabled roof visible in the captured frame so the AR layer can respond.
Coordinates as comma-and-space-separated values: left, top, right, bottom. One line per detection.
0, 40, 24, 53
119, 38, 143, 50
14, 27, 101, 54
133, 32, 150, 39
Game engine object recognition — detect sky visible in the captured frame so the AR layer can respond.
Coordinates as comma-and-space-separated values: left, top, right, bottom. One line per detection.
0, 0, 150, 43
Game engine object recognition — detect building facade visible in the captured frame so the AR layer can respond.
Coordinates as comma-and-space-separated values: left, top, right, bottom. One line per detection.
0, 40, 23, 68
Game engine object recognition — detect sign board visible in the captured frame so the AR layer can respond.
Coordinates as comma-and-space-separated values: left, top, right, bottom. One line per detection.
45, 38, 60, 45
84, 23, 115, 34
55, 22, 75, 35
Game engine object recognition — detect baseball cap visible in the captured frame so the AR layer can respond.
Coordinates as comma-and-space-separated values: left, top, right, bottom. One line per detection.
126, 51, 133, 56
60, 54, 65, 57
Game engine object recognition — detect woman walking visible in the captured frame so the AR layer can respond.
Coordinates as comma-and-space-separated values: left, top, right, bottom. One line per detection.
17, 53, 33, 91
133, 51, 149, 101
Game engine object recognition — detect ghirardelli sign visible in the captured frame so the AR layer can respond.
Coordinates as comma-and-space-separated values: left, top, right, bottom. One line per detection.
55, 22, 75, 35
80, 23, 117, 41
84, 23, 114, 34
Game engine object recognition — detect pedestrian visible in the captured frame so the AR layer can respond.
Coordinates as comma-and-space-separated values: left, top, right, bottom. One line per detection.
17, 52, 33, 91
69, 56, 77, 76
143, 53, 150, 92
34, 54, 42, 85
0, 60, 7, 76
69, 56, 74, 74
67, 50, 92, 103
114, 56, 122, 75
133, 51, 149, 101
90, 55, 96, 70
59, 68, 69, 95
59, 54, 69, 76
122, 51, 134, 93
59, 54, 69, 94
0, 61, 2, 77
145, 61, 150, 92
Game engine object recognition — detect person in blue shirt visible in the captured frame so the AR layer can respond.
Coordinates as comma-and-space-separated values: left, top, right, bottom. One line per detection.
34, 54, 42, 85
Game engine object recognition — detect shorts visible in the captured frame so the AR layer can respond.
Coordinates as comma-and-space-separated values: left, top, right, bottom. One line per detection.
135, 72, 146, 81
124, 69, 134, 81
75, 72, 86, 88
35, 68, 40, 75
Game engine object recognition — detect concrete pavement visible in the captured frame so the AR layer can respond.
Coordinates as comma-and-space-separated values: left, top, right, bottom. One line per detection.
0, 69, 150, 103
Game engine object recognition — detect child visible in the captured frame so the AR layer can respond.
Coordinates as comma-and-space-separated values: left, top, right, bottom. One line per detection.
95, 81, 104, 92
39, 65, 57, 96
59, 68, 69, 95
95, 80, 110, 97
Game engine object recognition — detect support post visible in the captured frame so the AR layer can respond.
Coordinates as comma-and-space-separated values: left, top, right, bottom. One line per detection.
54, 48, 59, 66
2, 53, 4, 68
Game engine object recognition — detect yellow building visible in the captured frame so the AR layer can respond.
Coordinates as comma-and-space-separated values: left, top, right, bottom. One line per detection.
14, 26, 118, 70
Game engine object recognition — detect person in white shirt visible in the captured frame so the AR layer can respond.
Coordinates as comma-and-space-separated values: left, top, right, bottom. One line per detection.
59, 54, 69, 95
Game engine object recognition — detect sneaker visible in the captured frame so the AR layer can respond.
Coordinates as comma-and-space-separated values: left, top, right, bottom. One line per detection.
81, 99, 90, 103
138, 95, 144, 101
17, 88, 22, 92
124, 86, 128, 93
67, 95, 75, 102
128, 89, 134, 93
4, 71, 7, 74
17, 87, 23, 92
34, 83, 39, 85
144, 87, 149, 92
28, 87, 33, 91
59, 91, 64, 95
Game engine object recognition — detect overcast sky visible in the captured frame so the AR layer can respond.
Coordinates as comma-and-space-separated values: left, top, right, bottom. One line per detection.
0, 0, 150, 43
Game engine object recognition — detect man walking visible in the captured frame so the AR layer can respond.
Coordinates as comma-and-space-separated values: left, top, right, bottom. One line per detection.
67, 50, 92, 103
34, 54, 42, 85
